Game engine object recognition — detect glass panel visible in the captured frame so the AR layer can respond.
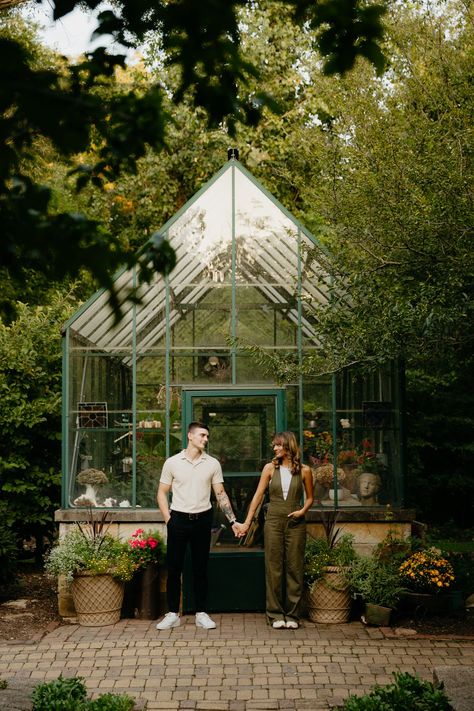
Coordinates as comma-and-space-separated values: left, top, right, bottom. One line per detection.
235, 286, 297, 346
235, 352, 298, 384
169, 351, 232, 385
191, 394, 277, 546
171, 286, 232, 348
168, 169, 233, 284
71, 268, 136, 349
234, 169, 299, 285
69, 430, 133, 508
135, 280, 167, 349
334, 365, 402, 508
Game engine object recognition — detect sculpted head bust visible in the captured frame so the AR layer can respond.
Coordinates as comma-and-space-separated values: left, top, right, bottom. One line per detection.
357, 472, 381, 505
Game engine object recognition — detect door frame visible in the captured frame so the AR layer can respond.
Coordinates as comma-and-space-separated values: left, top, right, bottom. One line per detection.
181, 387, 286, 612
182, 388, 287, 449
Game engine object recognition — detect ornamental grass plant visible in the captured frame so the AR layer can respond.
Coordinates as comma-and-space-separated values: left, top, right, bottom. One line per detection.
348, 555, 406, 609
45, 511, 137, 584
304, 512, 356, 590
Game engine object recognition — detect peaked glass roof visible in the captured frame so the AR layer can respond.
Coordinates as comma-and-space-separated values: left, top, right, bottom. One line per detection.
67, 160, 331, 353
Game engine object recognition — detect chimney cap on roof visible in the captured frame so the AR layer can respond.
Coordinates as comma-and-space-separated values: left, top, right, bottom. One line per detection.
227, 147, 239, 161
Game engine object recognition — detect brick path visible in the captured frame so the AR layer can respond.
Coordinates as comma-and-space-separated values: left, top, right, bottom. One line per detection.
1, 614, 473, 710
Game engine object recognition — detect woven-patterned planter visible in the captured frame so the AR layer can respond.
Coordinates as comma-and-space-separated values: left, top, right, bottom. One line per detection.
307, 566, 351, 624
72, 573, 124, 626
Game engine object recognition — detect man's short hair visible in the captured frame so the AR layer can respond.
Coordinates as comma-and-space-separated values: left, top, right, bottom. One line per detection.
188, 421, 209, 435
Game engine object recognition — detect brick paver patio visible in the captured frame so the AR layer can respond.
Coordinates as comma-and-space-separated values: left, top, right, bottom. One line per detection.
1, 614, 473, 710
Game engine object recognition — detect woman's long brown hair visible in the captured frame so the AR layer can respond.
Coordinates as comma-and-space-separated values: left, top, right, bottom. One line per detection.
271, 431, 301, 476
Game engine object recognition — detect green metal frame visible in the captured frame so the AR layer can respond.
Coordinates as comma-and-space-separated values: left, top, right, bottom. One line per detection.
61, 157, 405, 512
182, 388, 287, 450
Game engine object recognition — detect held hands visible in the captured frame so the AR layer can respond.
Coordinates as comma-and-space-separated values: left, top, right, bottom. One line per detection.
232, 522, 247, 538
231, 522, 250, 538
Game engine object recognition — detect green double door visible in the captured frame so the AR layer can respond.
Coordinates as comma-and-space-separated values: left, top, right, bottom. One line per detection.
181, 389, 286, 612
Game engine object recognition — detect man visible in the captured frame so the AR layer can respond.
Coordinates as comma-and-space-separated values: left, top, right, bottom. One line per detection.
156, 421, 243, 630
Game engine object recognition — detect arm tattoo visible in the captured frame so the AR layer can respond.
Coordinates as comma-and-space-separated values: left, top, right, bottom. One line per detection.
215, 491, 236, 522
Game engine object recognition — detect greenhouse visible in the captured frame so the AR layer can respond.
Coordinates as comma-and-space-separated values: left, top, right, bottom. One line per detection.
58, 155, 408, 611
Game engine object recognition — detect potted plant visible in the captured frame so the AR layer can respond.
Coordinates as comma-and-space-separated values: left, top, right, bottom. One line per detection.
45, 511, 137, 626
73, 468, 108, 507
398, 547, 455, 616
348, 555, 406, 626
123, 528, 166, 619
304, 512, 356, 623
312, 463, 347, 501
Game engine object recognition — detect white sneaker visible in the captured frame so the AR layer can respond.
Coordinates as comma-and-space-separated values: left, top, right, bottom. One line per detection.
272, 619, 286, 629
195, 612, 217, 629
156, 612, 180, 630
285, 620, 299, 629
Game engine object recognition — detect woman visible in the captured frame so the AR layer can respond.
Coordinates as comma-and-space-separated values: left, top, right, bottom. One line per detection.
239, 431, 313, 629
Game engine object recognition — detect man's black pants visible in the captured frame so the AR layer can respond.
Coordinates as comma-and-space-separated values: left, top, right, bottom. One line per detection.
165, 508, 213, 613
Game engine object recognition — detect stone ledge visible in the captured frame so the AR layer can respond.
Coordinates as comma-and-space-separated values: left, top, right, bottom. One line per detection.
55, 507, 416, 523
433, 666, 474, 711
55, 508, 165, 523
306, 507, 416, 523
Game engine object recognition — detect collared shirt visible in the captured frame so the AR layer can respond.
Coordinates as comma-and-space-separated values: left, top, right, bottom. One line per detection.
160, 450, 224, 514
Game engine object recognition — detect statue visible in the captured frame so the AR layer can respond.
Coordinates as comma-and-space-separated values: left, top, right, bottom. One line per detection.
357, 472, 381, 505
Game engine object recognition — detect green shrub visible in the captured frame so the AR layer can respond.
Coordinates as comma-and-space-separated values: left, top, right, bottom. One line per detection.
31, 675, 87, 711
88, 693, 135, 710
0, 503, 18, 586
348, 556, 406, 609
338, 672, 450, 710
31, 676, 137, 711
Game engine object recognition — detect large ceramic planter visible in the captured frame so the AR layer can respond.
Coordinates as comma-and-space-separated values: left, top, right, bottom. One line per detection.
307, 566, 351, 624
363, 602, 392, 626
72, 573, 124, 626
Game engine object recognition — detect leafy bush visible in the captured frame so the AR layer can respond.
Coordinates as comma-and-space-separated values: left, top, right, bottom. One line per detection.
31, 675, 87, 711
88, 693, 135, 710
0, 503, 18, 586
31, 676, 136, 710
0, 298, 71, 553
348, 556, 406, 609
338, 672, 450, 710
373, 531, 414, 568
446, 550, 474, 594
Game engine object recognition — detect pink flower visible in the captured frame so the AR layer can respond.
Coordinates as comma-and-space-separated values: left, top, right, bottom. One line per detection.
148, 539, 157, 548
132, 528, 144, 537
138, 540, 146, 548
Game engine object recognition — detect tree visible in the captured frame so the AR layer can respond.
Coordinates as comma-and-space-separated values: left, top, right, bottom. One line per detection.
264, 1, 474, 377
263, 1, 474, 525
1, 0, 387, 319
0, 291, 77, 557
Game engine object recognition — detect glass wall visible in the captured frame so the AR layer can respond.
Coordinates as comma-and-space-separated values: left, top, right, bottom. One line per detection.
63, 159, 404, 511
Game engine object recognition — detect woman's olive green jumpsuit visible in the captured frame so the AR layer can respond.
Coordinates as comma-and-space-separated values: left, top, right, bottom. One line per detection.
264, 466, 306, 624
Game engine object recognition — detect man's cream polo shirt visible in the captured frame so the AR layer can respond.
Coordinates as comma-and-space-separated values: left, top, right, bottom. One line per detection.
160, 450, 224, 514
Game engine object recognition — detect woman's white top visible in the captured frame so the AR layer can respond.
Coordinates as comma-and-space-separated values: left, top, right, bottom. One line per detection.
280, 465, 292, 500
